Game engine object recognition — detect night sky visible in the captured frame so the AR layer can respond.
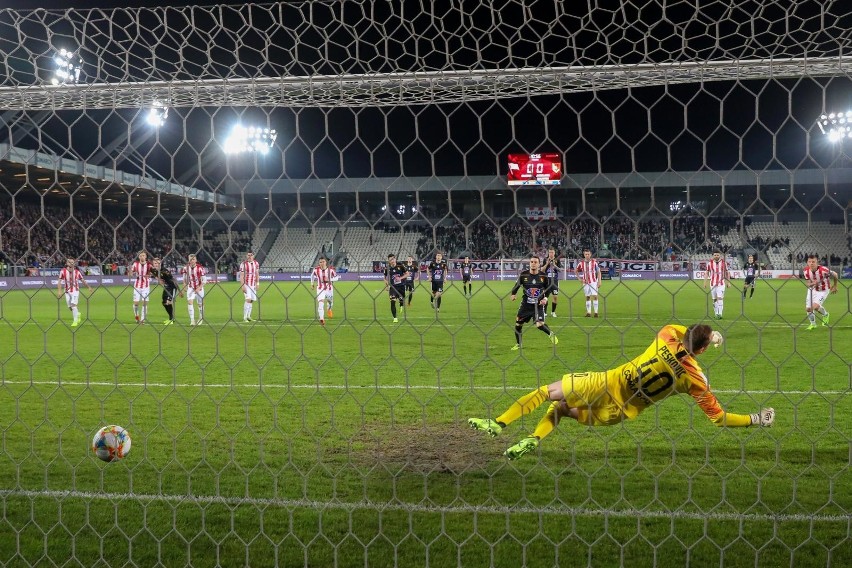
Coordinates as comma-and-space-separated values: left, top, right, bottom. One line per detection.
1, 1, 850, 186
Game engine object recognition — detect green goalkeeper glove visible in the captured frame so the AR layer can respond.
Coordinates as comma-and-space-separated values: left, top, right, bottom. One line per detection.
750, 407, 775, 427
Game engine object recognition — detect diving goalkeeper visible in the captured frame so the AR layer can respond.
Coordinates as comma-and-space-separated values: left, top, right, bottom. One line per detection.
469, 323, 775, 460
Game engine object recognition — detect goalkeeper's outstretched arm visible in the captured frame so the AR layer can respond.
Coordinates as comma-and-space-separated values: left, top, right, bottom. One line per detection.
691, 387, 775, 427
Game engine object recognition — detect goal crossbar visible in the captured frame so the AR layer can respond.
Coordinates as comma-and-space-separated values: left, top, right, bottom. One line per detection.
2, 56, 849, 111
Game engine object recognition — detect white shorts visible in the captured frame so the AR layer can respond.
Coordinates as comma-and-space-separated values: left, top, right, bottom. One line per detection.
711, 285, 726, 299
583, 283, 599, 296
806, 289, 829, 308
316, 289, 333, 303
244, 285, 258, 301
133, 287, 150, 302
186, 288, 205, 302
64, 291, 79, 307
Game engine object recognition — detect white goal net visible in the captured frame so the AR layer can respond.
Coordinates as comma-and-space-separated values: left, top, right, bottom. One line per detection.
0, 2, 850, 567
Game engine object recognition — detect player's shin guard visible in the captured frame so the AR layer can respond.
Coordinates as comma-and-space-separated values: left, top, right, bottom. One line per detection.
165, 303, 174, 319
390, 300, 397, 318
585, 300, 591, 314
197, 302, 204, 321
317, 300, 324, 320
71, 307, 79, 320
593, 300, 599, 314
141, 305, 147, 321
537, 324, 552, 335
750, 288, 754, 298
532, 402, 561, 440
437, 297, 442, 308
514, 324, 523, 345
807, 311, 816, 324
496, 386, 550, 427
188, 304, 195, 322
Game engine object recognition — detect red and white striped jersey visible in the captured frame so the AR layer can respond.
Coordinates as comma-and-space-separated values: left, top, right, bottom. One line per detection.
577, 259, 600, 284
182, 264, 206, 289
804, 265, 831, 291
130, 261, 152, 288
311, 265, 337, 291
707, 259, 728, 286
240, 260, 260, 287
59, 267, 84, 293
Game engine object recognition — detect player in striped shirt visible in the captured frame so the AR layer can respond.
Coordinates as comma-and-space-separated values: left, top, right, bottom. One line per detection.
310, 257, 337, 326
56, 257, 92, 327
703, 250, 730, 320
469, 323, 775, 460
129, 251, 152, 324
239, 251, 260, 322
575, 249, 602, 317
181, 254, 206, 325
802, 254, 838, 330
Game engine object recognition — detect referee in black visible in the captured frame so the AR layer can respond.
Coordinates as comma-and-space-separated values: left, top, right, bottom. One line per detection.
151, 257, 182, 325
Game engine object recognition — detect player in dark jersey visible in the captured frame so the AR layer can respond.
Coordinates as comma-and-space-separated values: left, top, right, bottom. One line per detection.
403, 255, 419, 307
428, 252, 448, 312
742, 254, 760, 299
541, 247, 562, 316
459, 256, 475, 297
151, 257, 182, 325
510, 255, 558, 350
384, 254, 409, 323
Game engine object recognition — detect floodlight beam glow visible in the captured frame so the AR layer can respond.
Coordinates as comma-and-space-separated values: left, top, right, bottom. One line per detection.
818, 109, 852, 141
51, 49, 82, 85
223, 124, 278, 155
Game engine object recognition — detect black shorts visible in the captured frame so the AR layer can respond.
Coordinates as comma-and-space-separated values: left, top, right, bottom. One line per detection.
462, 276, 471, 283
744, 276, 756, 286
431, 282, 444, 294
516, 302, 546, 324
389, 285, 406, 300
550, 285, 559, 296
162, 287, 178, 304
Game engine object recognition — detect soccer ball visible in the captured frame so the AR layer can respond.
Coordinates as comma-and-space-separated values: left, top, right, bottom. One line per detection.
92, 425, 132, 462
710, 330, 724, 348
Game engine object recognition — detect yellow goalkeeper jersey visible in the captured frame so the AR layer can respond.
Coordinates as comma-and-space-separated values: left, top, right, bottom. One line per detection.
607, 324, 751, 426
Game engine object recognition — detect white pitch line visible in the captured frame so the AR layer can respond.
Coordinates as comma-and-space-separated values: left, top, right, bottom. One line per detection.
0, 380, 848, 395
0, 489, 847, 524
5, 317, 851, 329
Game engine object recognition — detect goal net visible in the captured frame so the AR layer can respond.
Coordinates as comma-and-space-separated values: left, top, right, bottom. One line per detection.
0, 2, 850, 567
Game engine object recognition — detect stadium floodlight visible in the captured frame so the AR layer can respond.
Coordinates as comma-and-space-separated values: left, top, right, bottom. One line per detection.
50, 49, 82, 85
145, 100, 169, 127
817, 110, 852, 141
223, 124, 277, 155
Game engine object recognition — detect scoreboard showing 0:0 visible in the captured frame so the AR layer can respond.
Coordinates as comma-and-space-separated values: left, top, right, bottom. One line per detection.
507, 152, 563, 187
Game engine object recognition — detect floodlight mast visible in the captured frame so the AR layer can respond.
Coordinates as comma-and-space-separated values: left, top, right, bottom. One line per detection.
817, 111, 852, 142
223, 124, 277, 155
146, 100, 169, 127
51, 49, 82, 85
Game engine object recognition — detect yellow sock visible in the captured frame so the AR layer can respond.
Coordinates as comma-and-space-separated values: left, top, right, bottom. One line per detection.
532, 402, 561, 440
496, 386, 550, 427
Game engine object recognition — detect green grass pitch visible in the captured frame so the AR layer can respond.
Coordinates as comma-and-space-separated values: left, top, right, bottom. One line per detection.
0, 278, 850, 567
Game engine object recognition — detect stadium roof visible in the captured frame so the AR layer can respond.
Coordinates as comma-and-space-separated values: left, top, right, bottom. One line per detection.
0, 143, 239, 210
